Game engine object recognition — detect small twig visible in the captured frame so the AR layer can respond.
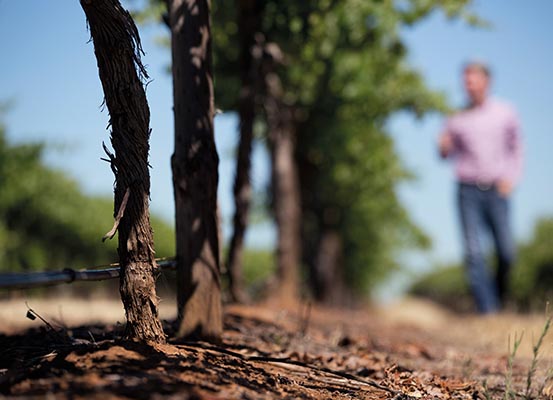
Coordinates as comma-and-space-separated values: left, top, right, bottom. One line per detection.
101, 141, 118, 177
102, 187, 130, 242
25, 302, 67, 341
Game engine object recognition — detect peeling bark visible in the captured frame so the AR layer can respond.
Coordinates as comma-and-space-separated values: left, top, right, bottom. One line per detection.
80, 0, 165, 343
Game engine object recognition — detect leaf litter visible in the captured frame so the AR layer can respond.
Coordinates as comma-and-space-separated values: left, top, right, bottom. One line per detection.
0, 301, 551, 399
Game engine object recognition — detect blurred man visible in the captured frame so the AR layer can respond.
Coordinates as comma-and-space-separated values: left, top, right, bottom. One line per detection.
439, 62, 523, 313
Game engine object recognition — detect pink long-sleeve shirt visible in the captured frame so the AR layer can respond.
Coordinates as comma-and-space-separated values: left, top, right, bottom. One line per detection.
443, 97, 523, 186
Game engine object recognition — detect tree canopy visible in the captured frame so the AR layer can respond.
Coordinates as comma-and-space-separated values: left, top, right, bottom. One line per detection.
230, 0, 479, 295
135, 0, 482, 298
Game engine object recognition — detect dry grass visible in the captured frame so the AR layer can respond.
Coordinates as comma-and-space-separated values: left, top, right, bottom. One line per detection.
376, 297, 553, 359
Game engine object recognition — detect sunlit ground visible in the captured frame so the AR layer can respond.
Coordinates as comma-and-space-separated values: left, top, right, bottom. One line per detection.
2, 295, 551, 361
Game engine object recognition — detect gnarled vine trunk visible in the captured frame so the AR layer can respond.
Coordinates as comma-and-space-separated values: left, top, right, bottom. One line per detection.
80, 0, 165, 343
168, 0, 222, 339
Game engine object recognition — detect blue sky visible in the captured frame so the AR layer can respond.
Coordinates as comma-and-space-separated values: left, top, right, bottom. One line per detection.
1, 1, 552, 295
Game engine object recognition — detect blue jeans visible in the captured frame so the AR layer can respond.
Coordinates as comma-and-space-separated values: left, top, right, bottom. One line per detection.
458, 183, 515, 313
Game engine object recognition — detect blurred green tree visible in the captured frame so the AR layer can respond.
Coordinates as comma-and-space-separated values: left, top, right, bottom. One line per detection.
0, 118, 174, 274
134, 0, 482, 303
512, 217, 553, 309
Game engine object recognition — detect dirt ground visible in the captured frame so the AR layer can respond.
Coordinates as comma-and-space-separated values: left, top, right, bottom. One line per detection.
1, 296, 552, 399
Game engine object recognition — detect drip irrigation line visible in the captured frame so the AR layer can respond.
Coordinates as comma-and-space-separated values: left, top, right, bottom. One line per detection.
0, 258, 177, 290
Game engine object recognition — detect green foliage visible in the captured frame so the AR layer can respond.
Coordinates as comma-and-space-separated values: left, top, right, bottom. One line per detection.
0, 119, 174, 273
150, 216, 175, 259
249, 0, 484, 294
264, 0, 473, 293
512, 218, 553, 309
410, 217, 553, 311
241, 248, 275, 287
131, 0, 242, 110
300, 113, 432, 291
135, 0, 480, 295
258, 0, 458, 114
409, 264, 472, 311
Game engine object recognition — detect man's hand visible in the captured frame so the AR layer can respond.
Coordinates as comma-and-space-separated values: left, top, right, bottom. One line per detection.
438, 132, 453, 158
497, 180, 514, 197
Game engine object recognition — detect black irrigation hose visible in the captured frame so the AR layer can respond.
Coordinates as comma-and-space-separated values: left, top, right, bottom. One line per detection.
0, 259, 177, 290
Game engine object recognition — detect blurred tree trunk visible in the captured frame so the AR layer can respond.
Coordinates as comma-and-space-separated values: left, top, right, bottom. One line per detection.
225, 0, 264, 303
296, 139, 321, 302
262, 48, 301, 301
267, 102, 301, 303
314, 229, 347, 305
80, 0, 165, 343
168, 0, 222, 340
